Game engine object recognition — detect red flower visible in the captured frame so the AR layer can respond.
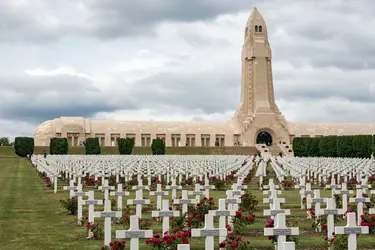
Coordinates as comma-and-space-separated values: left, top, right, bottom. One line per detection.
182, 238, 189, 244
247, 215, 254, 221
166, 239, 173, 245
218, 242, 226, 248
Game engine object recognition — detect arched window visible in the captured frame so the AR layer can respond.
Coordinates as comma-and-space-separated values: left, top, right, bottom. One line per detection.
259, 25, 263, 32
255, 25, 258, 32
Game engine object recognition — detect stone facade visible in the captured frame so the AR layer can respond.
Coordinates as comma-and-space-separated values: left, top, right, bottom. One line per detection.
34, 8, 375, 147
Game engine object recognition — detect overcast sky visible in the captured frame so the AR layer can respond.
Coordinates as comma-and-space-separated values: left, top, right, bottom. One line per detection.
1, 0, 375, 140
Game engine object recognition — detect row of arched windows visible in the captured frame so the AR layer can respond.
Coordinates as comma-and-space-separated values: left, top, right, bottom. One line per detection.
255, 25, 263, 32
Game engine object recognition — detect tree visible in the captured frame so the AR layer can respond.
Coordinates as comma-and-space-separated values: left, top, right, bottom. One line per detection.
50, 138, 68, 155
14, 137, 34, 157
151, 139, 165, 155
0, 137, 10, 146
118, 138, 135, 155
85, 138, 101, 155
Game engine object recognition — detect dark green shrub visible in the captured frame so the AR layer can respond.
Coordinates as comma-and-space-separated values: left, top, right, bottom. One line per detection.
151, 139, 165, 155
85, 138, 101, 155
14, 137, 34, 157
50, 138, 68, 155
118, 138, 135, 155
319, 136, 337, 157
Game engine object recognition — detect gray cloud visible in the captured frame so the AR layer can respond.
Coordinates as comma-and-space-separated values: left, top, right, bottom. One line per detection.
0, 74, 135, 122
127, 65, 240, 113
83, 0, 252, 38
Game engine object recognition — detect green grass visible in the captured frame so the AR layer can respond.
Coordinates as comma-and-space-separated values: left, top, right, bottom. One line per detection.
1, 157, 375, 249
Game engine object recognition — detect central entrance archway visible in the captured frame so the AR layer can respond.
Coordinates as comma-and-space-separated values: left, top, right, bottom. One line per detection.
256, 131, 273, 146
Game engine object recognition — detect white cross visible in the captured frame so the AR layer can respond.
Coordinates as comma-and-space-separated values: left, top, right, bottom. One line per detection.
356, 178, 372, 192
151, 200, 180, 234
173, 190, 196, 214
264, 214, 299, 250
63, 179, 78, 198
225, 190, 241, 226
150, 184, 169, 210
209, 199, 235, 243
127, 189, 150, 219
264, 196, 291, 219
188, 183, 204, 202
335, 212, 369, 250
263, 179, 280, 190
300, 183, 314, 209
166, 177, 182, 200
202, 176, 215, 198
191, 214, 227, 250
80, 190, 103, 223
98, 179, 115, 200
282, 242, 296, 250
325, 177, 341, 200
349, 189, 370, 225
73, 184, 87, 224
334, 182, 353, 211
109, 183, 129, 211
321, 198, 344, 238
94, 200, 122, 246
116, 215, 153, 250
263, 189, 285, 210
177, 244, 190, 250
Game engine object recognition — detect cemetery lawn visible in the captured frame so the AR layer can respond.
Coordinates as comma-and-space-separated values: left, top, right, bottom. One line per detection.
0, 157, 375, 249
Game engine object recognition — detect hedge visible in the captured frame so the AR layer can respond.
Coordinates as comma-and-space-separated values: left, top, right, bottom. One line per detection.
118, 138, 135, 155
14, 137, 34, 157
50, 138, 68, 155
293, 135, 374, 158
151, 139, 165, 155
85, 138, 101, 155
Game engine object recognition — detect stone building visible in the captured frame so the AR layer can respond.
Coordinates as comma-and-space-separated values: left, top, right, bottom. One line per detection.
34, 8, 375, 149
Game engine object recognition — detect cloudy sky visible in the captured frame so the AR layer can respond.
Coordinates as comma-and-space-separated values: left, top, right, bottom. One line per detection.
1, 0, 375, 140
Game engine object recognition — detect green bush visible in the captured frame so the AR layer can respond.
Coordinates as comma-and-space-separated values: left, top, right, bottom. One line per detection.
50, 138, 68, 155
85, 138, 101, 155
118, 138, 135, 155
151, 139, 165, 155
14, 137, 34, 157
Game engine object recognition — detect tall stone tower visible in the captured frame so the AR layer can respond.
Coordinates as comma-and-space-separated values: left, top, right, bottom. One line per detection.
233, 8, 290, 145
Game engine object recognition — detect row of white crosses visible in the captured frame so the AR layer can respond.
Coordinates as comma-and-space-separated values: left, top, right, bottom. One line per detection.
262, 179, 298, 250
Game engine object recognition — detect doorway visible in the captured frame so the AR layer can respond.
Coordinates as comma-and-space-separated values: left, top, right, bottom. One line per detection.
256, 131, 272, 146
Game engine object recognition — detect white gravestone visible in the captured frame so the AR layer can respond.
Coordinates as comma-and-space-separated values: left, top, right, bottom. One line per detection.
322, 198, 344, 238
174, 190, 196, 214
188, 184, 204, 202
127, 189, 150, 219
177, 244, 190, 250
264, 196, 291, 219
73, 184, 87, 224
166, 177, 182, 200
80, 190, 103, 223
202, 177, 215, 199
225, 190, 241, 226
349, 189, 370, 225
110, 183, 129, 211
209, 199, 236, 243
116, 215, 153, 250
63, 180, 78, 198
335, 182, 353, 212
94, 200, 122, 246
152, 200, 180, 234
191, 214, 227, 250
264, 214, 299, 250
98, 179, 115, 200
150, 184, 169, 210
335, 212, 369, 250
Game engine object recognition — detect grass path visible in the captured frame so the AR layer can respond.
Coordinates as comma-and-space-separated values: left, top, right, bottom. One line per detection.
1, 158, 375, 249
